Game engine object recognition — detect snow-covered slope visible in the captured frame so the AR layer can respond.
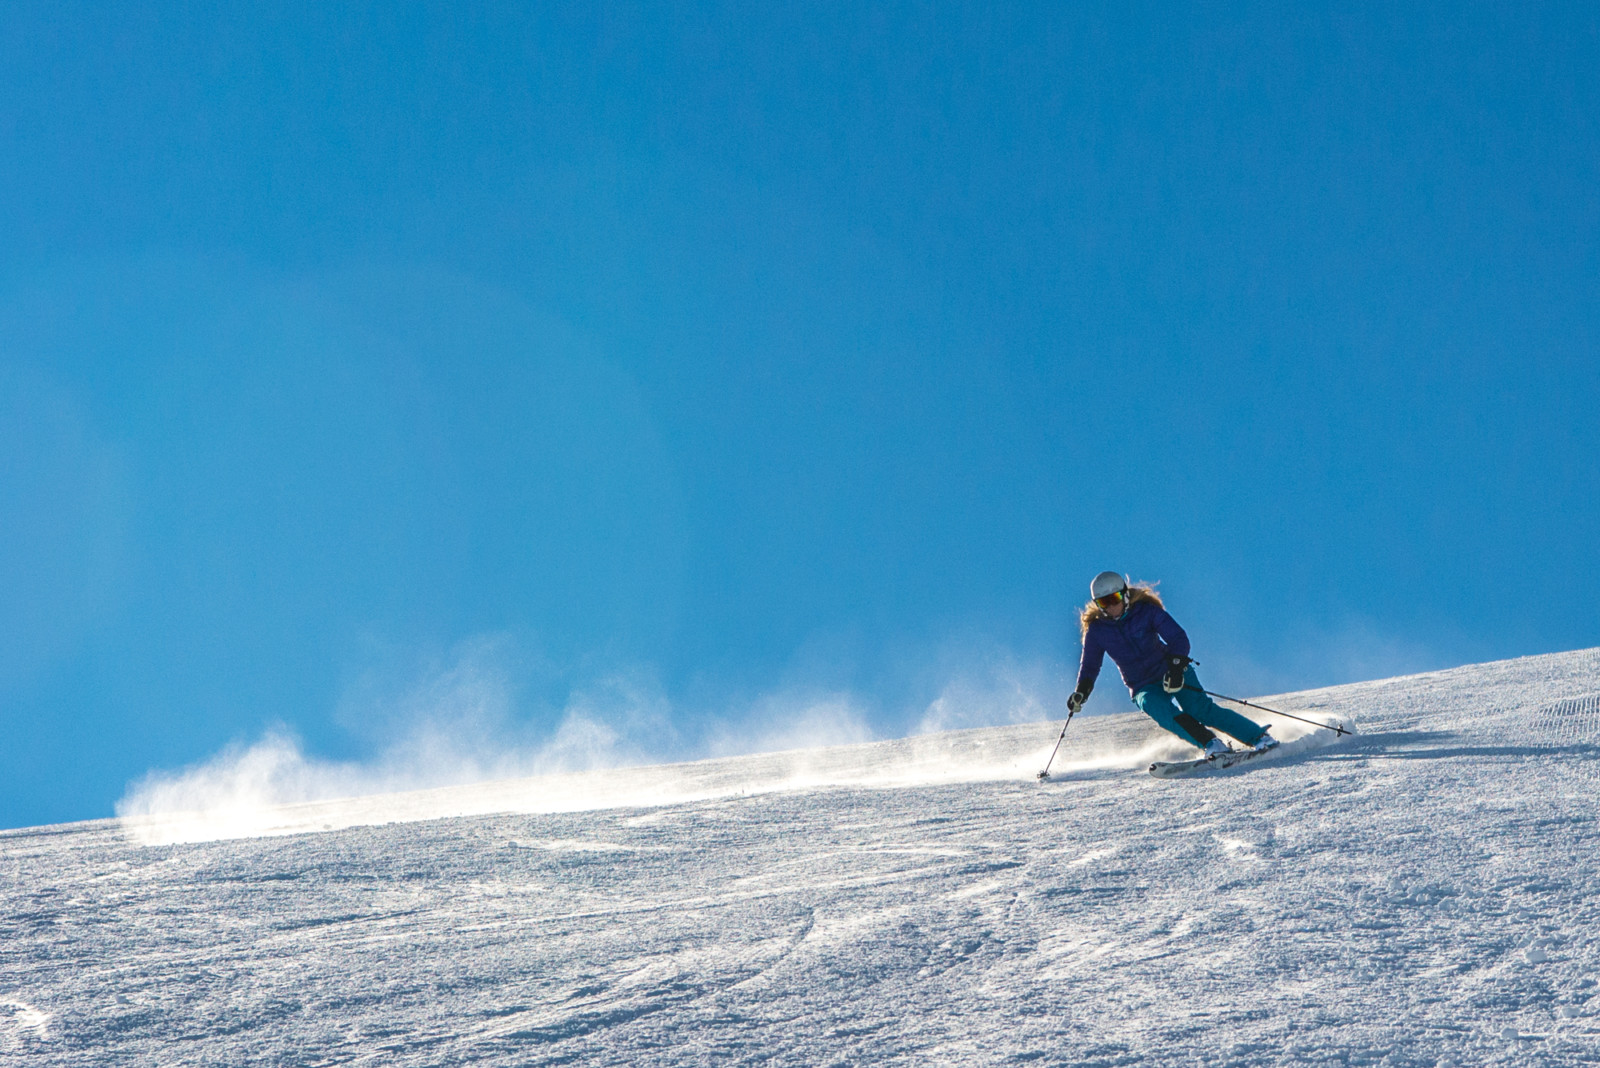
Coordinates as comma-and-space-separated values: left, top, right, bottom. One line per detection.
3, 648, 1599, 1065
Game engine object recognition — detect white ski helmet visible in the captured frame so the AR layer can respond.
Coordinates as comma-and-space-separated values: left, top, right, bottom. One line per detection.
1090, 571, 1128, 601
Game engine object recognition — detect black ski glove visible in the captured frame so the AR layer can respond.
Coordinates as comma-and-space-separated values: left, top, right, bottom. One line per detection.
1162, 656, 1187, 694
1067, 688, 1089, 715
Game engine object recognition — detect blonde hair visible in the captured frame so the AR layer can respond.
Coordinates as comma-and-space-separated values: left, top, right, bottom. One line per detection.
1079, 582, 1164, 636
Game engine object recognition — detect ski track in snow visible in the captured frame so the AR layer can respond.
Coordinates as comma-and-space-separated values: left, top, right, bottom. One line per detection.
3, 648, 1600, 1065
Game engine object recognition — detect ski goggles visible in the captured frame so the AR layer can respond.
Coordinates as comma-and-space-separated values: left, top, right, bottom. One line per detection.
1094, 590, 1127, 610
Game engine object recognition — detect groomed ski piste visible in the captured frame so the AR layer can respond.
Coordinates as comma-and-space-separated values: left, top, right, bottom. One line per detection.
3, 648, 1599, 1066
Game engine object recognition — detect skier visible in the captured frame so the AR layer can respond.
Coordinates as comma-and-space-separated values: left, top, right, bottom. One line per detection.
1067, 571, 1278, 759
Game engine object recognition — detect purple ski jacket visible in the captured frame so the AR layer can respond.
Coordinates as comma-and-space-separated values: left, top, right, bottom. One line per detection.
1075, 597, 1192, 696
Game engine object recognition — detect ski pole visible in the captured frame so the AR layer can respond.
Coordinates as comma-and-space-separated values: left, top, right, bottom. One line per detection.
1036, 707, 1079, 781
1183, 686, 1351, 736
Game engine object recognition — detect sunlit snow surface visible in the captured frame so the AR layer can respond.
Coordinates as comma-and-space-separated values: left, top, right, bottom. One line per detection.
4, 649, 1600, 1065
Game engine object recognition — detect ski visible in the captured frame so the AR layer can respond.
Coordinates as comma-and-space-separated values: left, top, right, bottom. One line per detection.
1148, 745, 1279, 778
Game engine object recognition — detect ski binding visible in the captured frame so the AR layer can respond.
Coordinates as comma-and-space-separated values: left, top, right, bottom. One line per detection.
1148, 745, 1278, 778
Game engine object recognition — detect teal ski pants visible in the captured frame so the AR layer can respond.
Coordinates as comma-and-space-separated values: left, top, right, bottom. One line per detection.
1134, 666, 1266, 749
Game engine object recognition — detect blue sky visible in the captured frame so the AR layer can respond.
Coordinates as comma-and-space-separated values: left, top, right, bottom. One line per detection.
2, 4, 1597, 827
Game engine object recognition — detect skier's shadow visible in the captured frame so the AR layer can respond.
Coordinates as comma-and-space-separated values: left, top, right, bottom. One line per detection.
1304, 729, 1600, 763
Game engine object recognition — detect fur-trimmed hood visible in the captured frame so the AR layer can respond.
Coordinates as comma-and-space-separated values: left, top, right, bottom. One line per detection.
1079, 585, 1164, 636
